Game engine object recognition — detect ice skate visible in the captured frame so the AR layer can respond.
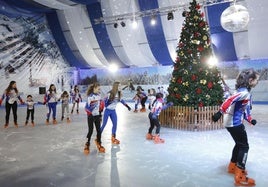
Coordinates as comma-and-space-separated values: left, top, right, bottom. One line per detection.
154, 135, 165, 144
14, 123, 18, 128
31, 121, 35, 127
61, 116, 64, 121
140, 107, 146, 112
71, 109, 73, 114
133, 109, 138, 113
46, 119, 49, 125
53, 119, 57, 125
234, 167, 255, 186
111, 136, 120, 144
146, 133, 154, 140
95, 139, 105, 153
25, 121, 28, 126
4, 123, 8, 128
77, 109, 79, 114
228, 162, 247, 175
84, 142, 90, 155
66, 118, 71, 123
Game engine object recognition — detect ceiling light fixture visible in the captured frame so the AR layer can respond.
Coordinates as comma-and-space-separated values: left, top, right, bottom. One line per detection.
167, 12, 174, 20
120, 21, 126, 27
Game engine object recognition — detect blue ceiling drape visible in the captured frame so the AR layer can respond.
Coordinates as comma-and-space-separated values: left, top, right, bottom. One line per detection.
207, 2, 237, 61
138, 0, 173, 66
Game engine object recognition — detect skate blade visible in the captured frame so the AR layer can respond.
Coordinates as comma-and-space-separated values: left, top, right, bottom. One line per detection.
235, 182, 255, 186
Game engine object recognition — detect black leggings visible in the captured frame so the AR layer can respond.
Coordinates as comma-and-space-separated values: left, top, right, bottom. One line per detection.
226, 124, 249, 169
87, 115, 102, 144
5, 101, 18, 124
148, 112, 161, 134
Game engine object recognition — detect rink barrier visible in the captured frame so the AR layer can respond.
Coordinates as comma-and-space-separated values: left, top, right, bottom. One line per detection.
159, 106, 224, 131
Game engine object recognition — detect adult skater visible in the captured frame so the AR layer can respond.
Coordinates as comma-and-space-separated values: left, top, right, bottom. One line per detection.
212, 69, 259, 186
100, 81, 131, 144
133, 86, 147, 112
44, 84, 59, 125
0, 81, 24, 128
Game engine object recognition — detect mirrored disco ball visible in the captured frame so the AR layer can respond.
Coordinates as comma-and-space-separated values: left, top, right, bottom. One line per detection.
220, 4, 249, 32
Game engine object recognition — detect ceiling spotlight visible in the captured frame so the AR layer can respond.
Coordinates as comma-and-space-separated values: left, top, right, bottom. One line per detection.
132, 19, 138, 29
167, 12, 174, 21
120, 21, 126, 27
150, 15, 156, 26
114, 23, 118, 28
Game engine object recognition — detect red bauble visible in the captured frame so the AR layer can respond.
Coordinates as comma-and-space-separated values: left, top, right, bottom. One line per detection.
177, 77, 182, 84
191, 74, 197, 81
197, 45, 204, 52
176, 94, 181, 99
196, 88, 202, 94
198, 102, 204, 107
207, 82, 213, 89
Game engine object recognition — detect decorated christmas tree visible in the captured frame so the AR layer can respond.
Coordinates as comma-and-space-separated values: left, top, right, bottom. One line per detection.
167, 0, 223, 107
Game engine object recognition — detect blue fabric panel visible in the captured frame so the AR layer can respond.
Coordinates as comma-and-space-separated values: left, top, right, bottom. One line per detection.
86, 3, 127, 67
138, 0, 173, 66
207, 3, 237, 61
46, 11, 89, 68
70, 0, 99, 5
2, 0, 52, 14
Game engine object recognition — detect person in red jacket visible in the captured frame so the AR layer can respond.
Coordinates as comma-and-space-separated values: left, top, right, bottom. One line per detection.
84, 82, 105, 155
0, 81, 24, 128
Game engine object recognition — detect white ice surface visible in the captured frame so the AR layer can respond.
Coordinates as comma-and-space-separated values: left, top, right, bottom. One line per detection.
0, 103, 268, 187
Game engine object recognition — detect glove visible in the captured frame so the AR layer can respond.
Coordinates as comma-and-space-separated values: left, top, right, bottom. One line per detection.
212, 111, 222, 122
167, 102, 174, 107
251, 119, 257, 125
126, 105, 131, 111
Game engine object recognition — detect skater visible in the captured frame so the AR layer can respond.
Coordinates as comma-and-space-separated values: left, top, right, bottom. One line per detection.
71, 85, 82, 114
84, 82, 105, 155
146, 93, 173, 143
212, 69, 259, 186
0, 81, 24, 128
24, 95, 36, 127
100, 81, 131, 144
44, 84, 59, 125
60, 91, 70, 123
133, 86, 147, 112
147, 88, 156, 110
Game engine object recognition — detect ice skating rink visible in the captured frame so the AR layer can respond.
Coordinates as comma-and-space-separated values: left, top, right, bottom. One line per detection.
0, 103, 268, 187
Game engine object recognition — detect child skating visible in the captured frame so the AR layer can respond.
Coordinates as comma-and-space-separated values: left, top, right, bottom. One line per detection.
146, 92, 173, 143
60, 91, 71, 123
84, 83, 105, 155
24, 95, 36, 127
212, 69, 259, 186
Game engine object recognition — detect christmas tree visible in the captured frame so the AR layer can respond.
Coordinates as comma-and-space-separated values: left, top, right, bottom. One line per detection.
167, 0, 223, 107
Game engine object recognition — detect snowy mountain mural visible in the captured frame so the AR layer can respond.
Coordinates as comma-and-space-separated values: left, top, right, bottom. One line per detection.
0, 14, 72, 95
